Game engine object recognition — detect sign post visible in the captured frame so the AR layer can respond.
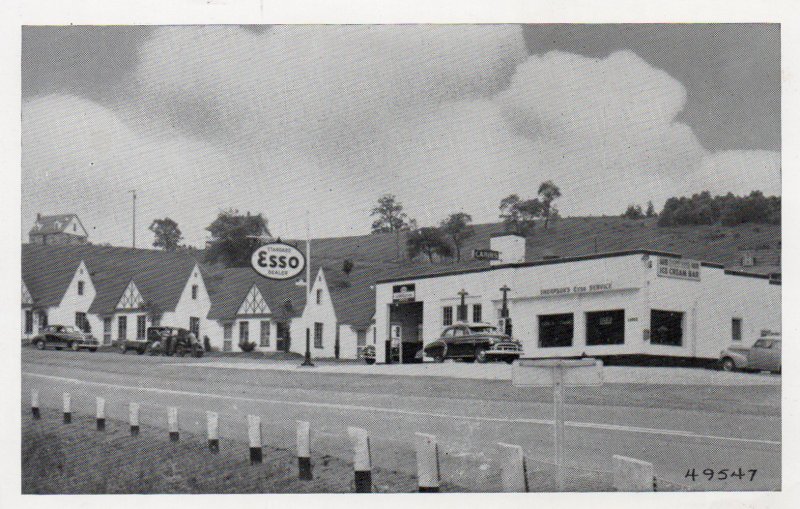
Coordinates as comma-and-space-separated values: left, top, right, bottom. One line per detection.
513, 358, 603, 491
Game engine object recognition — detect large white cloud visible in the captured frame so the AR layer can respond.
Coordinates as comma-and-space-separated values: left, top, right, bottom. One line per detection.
22, 27, 781, 246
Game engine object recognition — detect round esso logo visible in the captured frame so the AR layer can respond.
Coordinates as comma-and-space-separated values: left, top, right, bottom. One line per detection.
251, 242, 306, 280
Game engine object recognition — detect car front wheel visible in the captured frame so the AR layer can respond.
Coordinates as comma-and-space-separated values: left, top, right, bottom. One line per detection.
119, 343, 127, 354
475, 348, 489, 363
70, 342, 80, 351
721, 357, 736, 372
35, 339, 46, 350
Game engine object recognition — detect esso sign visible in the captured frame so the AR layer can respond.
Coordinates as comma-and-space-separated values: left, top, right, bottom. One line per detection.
251, 242, 306, 280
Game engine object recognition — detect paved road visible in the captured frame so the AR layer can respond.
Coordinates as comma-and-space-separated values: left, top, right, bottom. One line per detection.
21, 349, 781, 491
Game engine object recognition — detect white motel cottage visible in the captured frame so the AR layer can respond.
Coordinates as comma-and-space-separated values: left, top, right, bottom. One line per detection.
21, 243, 377, 360
372, 234, 781, 364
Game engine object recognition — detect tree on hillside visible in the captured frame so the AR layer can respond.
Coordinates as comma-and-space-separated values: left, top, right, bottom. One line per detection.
621, 205, 644, 220
149, 218, 183, 251
499, 194, 542, 236
440, 212, 474, 262
342, 259, 354, 275
538, 181, 561, 229
407, 227, 453, 262
645, 201, 657, 218
370, 194, 409, 234
657, 191, 780, 227
205, 210, 271, 267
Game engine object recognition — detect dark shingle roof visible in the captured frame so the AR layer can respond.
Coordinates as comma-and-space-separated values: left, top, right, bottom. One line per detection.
22, 244, 85, 308
206, 268, 307, 321
22, 243, 199, 314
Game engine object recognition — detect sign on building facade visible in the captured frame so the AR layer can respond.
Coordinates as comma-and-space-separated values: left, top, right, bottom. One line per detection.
657, 257, 701, 281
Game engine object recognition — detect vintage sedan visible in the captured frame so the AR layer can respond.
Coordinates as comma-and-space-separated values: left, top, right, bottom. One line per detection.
423, 322, 522, 363
720, 337, 781, 373
31, 325, 99, 352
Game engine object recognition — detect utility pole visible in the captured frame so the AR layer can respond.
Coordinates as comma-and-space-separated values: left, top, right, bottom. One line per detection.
301, 210, 315, 367
129, 190, 137, 248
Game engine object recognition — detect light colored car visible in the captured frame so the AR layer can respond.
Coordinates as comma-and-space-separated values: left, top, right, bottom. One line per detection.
720, 337, 781, 373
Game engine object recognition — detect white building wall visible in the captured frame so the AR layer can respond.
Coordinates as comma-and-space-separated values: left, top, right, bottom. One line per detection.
646, 263, 780, 359
374, 252, 780, 363
163, 264, 212, 338
296, 269, 339, 358
48, 261, 101, 336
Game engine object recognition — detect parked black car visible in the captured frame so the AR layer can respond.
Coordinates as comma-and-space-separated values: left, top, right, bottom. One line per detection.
422, 323, 522, 363
31, 325, 99, 352
119, 326, 204, 357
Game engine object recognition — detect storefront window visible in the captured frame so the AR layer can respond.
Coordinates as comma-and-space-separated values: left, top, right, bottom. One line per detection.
650, 310, 683, 346
538, 313, 574, 348
586, 310, 625, 345
472, 304, 482, 323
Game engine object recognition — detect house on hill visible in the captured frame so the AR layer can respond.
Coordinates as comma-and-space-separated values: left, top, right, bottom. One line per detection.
205, 268, 306, 352
29, 213, 88, 245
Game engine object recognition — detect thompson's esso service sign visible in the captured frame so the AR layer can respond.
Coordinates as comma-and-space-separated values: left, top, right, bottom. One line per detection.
251, 242, 306, 280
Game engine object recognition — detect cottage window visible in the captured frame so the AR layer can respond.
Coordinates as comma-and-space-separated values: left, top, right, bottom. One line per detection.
223, 323, 233, 340
137, 315, 147, 339
239, 321, 250, 344
118, 316, 127, 341
192, 285, 198, 300
77, 281, 85, 296
260, 320, 270, 347
316, 289, 322, 305
314, 322, 324, 348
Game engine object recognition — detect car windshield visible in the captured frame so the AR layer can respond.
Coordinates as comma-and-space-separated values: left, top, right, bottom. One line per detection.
62, 326, 77, 333
469, 326, 498, 334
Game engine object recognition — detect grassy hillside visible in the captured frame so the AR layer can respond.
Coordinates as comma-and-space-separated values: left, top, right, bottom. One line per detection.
283, 217, 780, 274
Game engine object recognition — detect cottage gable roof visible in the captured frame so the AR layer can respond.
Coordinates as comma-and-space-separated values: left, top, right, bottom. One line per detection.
116, 280, 145, 310
22, 243, 200, 315
206, 268, 306, 321
237, 284, 271, 315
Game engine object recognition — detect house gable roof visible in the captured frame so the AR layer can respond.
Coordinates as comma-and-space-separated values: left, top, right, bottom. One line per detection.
22, 246, 86, 308
29, 214, 86, 236
206, 268, 306, 321
237, 284, 271, 315
21, 243, 200, 315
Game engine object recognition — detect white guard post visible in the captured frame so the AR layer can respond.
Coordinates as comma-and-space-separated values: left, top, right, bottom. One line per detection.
512, 358, 603, 491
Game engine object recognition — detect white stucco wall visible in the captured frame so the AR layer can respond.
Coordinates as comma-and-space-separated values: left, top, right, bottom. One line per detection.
161, 264, 212, 338
374, 253, 781, 363
45, 261, 101, 336
296, 269, 339, 358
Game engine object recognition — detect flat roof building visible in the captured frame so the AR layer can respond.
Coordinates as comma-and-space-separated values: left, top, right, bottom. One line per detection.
373, 235, 781, 364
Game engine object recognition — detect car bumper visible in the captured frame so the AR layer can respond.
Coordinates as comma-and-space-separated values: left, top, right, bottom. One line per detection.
484, 344, 522, 356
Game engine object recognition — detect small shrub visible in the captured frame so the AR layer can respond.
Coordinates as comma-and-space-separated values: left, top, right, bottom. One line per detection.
238, 341, 256, 352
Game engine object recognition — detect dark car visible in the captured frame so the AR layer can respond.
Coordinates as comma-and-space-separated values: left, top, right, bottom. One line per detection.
31, 325, 99, 352
127, 326, 203, 357
423, 322, 522, 363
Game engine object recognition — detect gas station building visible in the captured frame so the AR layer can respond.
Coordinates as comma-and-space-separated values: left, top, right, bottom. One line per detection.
373, 235, 781, 364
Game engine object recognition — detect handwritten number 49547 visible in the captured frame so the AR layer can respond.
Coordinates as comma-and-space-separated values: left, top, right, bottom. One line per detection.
685, 468, 757, 482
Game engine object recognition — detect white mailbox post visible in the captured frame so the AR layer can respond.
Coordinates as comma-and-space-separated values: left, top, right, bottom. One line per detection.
512, 358, 603, 491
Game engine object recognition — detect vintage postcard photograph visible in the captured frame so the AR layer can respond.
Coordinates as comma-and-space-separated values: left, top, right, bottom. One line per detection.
7, 4, 790, 507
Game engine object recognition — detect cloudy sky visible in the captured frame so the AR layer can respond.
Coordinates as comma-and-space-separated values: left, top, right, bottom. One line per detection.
22, 24, 780, 247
